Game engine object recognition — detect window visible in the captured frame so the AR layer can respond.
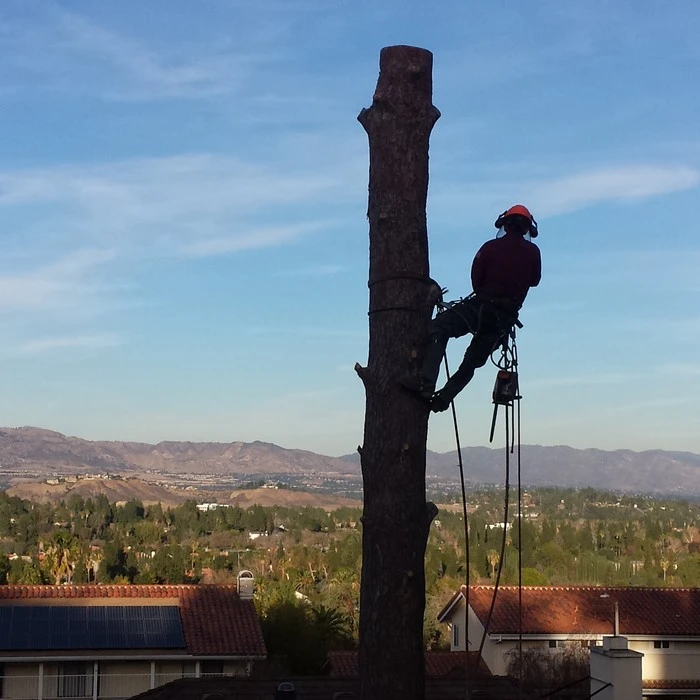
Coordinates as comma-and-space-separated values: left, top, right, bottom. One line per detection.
548, 640, 557, 648
653, 640, 670, 649
58, 662, 92, 698
201, 661, 224, 676
452, 624, 460, 648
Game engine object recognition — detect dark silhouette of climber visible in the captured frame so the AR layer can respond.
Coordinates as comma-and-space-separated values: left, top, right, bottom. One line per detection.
403, 204, 541, 412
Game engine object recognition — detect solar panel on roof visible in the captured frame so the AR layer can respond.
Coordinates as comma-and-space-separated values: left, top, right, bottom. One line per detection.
0, 606, 186, 651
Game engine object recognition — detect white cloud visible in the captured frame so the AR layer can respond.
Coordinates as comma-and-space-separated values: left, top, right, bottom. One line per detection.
432, 163, 699, 221
0, 7, 281, 101
0, 249, 116, 313
658, 363, 700, 377
273, 264, 345, 277
0, 153, 357, 258
528, 166, 700, 217
181, 222, 330, 258
15, 333, 123, 356
527, 370, 645, 390
246, 326, 364, 338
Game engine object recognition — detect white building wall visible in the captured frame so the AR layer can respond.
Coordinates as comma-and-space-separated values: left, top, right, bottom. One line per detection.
628, 640, 700, 681
1, 664, 39, 700
98, 661, 151, 698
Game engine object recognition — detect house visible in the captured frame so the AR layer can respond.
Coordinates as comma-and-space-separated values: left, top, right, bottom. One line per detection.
325, 649, 489, 678
0, 580, 266, 700
438, 585, 700, 697
126, 652, 535, 700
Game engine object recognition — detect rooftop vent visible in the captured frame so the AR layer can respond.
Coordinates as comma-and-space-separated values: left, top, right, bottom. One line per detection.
237, 569, 255, 600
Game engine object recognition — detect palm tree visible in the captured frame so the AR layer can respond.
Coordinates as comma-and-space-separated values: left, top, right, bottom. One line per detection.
328, 569, 360, 637
44, 532, 81, 585
487, 549, 500, 579
312, 604, 352, 649
294, 569, 316, 596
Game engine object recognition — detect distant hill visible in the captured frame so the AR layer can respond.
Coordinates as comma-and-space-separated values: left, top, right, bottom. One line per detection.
6, 477, 187, 508
1, 426, 699, 498
4, 480, 361, 510
425, 445, 700, 498
226, 487, 360, 509
0, 427, 355, 476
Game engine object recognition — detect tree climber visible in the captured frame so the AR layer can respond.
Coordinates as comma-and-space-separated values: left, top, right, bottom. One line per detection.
402, 204, 541, 412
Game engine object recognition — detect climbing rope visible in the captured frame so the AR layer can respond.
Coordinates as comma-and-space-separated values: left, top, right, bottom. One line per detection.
440, 353, 471, 693
442, 321, 525, 698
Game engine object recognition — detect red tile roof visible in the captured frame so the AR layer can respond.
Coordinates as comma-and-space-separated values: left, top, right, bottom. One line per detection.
438, 585, 700, 637
0, 584, 266, 657
327, 650, 490, 677
643, 680, 700, 689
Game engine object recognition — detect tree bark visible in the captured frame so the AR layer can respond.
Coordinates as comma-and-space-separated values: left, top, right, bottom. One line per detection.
356, 45, 440, 700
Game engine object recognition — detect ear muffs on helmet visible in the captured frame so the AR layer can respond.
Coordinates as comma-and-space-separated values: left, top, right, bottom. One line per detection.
494, 205, 538, 238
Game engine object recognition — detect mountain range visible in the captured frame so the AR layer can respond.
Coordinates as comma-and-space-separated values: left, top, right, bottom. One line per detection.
1, 426, 699, 499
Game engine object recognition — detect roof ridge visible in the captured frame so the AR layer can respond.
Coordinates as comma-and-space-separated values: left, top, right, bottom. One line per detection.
0, 583, 241, 600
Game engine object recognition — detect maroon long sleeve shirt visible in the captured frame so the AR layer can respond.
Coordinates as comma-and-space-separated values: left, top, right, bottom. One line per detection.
470, 232, 541, 308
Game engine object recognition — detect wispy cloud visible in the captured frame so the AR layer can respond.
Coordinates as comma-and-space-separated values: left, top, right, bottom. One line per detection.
658, 363, 700, 377
272, 264, 345, 277
528, 165, 699, 217
0, 249, 116, 313
58, 12, 240, 100
246, 326, 364, 338
434, 164, 699, 221
0, 7, 281, 101
0, 153, 358, 258
181, 222, 331, 258
15, 333, 123, 356
527, 370, 645, 390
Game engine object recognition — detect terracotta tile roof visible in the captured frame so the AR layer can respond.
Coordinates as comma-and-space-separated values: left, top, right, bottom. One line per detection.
643, 679, 700, 689
326, 650, 490, 677
128, 675, 532, 700
0, 585, 266, 657
439, 585, 700, 637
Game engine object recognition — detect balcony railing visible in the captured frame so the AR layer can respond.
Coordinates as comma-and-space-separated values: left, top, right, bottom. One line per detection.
1, 671, 230, 700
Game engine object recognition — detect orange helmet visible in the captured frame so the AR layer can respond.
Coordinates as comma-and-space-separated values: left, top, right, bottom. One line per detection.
494, 204, 538, 238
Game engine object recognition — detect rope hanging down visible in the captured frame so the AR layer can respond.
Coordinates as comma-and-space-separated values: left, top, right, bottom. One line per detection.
442, 321, 525, 698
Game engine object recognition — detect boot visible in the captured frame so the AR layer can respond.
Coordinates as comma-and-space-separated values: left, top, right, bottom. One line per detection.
398, 335, 446, 400
398, 373, 435, 400
430, 361, 476, 412
430, 390, 452, 413
419, 335, 448, 388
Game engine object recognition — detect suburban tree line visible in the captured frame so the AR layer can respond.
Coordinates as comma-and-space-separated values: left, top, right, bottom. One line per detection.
0, 486, 698, 671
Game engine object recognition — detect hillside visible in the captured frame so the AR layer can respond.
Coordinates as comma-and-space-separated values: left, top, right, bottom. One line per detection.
226, 487, 360, 509
0, 427, 356, 476
1, 426, 699, 498
5, 478, 188, 508
4, 479, 361, 510
426, 445, 700, 497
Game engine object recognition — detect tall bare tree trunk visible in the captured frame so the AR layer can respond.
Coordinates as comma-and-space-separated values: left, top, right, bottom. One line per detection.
356, 45, 440, 700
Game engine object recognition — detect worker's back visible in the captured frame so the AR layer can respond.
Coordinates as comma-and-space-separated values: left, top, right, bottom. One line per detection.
471, 232, 541, 307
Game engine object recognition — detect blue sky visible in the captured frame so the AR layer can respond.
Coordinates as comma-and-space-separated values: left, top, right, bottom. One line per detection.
1, 0, 699, 457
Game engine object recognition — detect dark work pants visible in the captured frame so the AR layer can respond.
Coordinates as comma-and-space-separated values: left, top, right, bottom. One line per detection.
419, 296, 517, 402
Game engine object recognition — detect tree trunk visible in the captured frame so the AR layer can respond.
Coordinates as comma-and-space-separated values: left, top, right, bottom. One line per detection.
356, 45, 440, 700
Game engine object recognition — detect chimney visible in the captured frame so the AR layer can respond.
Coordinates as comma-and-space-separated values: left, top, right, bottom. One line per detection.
590, 634, 643, 700
237, 569, 255, 600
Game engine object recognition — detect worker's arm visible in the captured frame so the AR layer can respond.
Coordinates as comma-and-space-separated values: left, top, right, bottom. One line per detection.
530, 245, 542, 287
471, 244, 488, 291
